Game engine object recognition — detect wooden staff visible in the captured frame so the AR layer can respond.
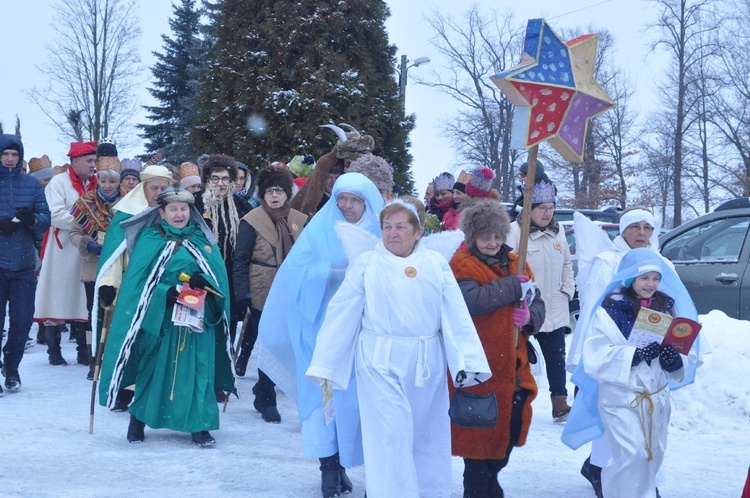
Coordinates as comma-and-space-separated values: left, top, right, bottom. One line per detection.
223, 309, 251, 413
89, 305, 115, 434
514, 145, 539, 345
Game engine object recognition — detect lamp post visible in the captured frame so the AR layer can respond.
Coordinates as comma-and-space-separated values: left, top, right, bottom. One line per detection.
398, 55, 431, 112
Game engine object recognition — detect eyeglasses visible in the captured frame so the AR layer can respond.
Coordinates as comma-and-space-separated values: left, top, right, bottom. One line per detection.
535, 206, 555, 213
265, 187, 285, 195
336, 194, 364, 207
210, 175, 231, 184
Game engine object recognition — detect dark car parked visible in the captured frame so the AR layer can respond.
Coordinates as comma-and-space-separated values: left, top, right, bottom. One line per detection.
659, 198, 750, 319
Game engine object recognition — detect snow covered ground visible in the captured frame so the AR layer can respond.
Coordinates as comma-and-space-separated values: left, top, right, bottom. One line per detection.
1, 310, 747, 497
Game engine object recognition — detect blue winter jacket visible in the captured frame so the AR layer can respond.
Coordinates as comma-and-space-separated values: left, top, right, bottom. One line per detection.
0, 134, 51, 271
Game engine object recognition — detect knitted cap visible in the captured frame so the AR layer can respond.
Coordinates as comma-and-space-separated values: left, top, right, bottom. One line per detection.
179, 162, 201, 189
465, 167, 494, 198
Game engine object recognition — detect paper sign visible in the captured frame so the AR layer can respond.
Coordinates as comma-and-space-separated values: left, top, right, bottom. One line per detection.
627, 308, 672, 348
322, 380, 335, 426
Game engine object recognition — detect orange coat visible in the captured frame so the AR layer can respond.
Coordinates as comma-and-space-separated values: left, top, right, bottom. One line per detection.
449, 247, 538, 459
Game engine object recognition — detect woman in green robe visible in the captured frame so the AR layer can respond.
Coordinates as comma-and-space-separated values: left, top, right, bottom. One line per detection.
98, 187, 235, 446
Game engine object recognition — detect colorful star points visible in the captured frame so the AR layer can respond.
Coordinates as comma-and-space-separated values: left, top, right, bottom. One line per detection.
491, 19, 615, 162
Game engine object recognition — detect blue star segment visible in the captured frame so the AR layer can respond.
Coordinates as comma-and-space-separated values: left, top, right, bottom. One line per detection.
490, 19, 615, 162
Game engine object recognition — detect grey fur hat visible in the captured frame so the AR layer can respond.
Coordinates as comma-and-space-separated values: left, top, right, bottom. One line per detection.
347, 154, 393, 193
460, 199, 511, 246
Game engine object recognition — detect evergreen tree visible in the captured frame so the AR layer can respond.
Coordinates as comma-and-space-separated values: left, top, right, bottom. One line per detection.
192, 0, 415, 192
140, 0, 202, 162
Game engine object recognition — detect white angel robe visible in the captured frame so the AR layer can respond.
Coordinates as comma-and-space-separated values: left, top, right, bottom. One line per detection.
583, 307, 695, 498
307, 241, 491, 498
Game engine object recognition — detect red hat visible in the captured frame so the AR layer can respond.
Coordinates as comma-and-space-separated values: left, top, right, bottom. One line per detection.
67, 141, 97, 159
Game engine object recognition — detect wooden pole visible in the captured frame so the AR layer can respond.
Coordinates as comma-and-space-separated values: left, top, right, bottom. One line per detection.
513, 145, 539, 345
89, 305, 114, 434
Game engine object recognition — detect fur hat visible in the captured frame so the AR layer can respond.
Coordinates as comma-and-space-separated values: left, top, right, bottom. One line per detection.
347, 154, 393, 193
257, 165, 294, 200
202, 155, 238, 183
466, 167, 494, 198
460, 199, 511, 247
433, 172, 455, 192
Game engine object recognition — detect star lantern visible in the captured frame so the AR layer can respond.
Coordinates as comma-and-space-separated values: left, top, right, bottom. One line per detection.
490, 19, 615, 163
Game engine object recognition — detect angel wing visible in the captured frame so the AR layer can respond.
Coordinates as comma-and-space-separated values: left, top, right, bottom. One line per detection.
574, 211, 615, 293
335, 221, 379, 262
422, 229, 465, 262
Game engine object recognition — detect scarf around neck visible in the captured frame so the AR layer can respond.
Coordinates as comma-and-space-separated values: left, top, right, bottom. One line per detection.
68, 167, 97, 197
262, 200, 294, 262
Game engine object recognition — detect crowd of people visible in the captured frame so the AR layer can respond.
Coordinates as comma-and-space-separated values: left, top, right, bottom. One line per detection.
0, 128, 703, 498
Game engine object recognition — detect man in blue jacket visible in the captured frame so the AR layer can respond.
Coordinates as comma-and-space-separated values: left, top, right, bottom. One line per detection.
0, 134, 51, 395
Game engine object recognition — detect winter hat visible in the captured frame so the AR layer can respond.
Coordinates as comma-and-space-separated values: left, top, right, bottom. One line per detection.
466, 167, 494, 198
433, 172, 455, 192
347, 154, 393, 193
29, 155, 53, 181
519, 160, 546, 183
202, 155, 238, 184
619, 208, 656, 236
531, 180, 556, 205
235, 161, 252, 188
257, 165, 294, 200
67, 141, 97, 158
460, 199, 511, 247
119, 158, 142, 181
179, 162, 201, 189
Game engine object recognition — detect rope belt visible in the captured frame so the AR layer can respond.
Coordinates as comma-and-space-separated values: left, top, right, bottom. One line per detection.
362, 330, 437, 387
629, 383, 669, 461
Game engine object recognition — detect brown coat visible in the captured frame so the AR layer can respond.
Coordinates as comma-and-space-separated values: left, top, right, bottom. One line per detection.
449, 247, 538, 460
239, 207, 307, 309
289, 150, 338, 218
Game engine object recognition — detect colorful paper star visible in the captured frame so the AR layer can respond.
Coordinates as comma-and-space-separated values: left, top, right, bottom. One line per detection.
491, 19, 615, 162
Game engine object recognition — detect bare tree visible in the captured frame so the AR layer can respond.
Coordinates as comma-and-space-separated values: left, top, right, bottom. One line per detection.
419, 7, 523, 200
637, 112, 677, 226
647, 0, 719, 225
28, 0, 142, 145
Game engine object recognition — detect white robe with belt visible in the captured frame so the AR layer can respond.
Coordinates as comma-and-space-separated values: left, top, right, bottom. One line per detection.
583, 307, 695, 498
307, 241, 490, 498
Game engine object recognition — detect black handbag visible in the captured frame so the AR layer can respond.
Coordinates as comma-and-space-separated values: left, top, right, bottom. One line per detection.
449, 379, 498, 429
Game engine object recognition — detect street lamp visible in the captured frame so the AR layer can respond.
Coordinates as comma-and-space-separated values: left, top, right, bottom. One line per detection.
398, 55, 431, 112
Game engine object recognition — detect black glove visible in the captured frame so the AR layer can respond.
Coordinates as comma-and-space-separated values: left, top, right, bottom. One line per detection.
235, 299, 251, 316
189, 272, 209, 290
166, 286, 180, 306
15, 207, 36, 226
99, 285, 117, 307
0, 218, 18, 237
659, 345, 684, 373
632, 341, 661, 367
86, 241, 102, 256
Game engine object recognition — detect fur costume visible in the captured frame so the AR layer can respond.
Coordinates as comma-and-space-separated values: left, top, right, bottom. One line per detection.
347, 154, 393, 193
449, 247, 538, 459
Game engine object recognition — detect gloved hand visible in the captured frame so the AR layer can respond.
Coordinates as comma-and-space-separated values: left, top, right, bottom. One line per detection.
166, 286, 180, 306
659, 345, 684, 372
632, 341, 661, 367
455, 370, 478, 387
99, 285, 117, 307
86, 241, 102, 256
14, 207, 36, 226
235, 299, 251, 315
0, 218, 18, 237
512, 302, 531, 327
189, 272, 209, 290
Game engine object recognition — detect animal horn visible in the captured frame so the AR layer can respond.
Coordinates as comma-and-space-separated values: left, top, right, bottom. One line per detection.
319, 124, 348, 142
338, 123, 360, 135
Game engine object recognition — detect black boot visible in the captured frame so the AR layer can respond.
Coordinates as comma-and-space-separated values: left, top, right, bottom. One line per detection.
319, 454, 341, 498
127, 415, 145, 443
234, 346, 251, 377
112, 389, 134, 412
74, 323, 90, 365
191, 431, 215, 447
338, 466, 353, 494
253, 370, 281, 423
46, 325, 67, 366
580, 456, 603, 498
3, 367, 21, 391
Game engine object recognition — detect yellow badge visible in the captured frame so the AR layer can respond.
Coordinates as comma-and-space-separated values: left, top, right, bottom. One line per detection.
204, 245, 212, 253
554, 241, 563, 252
405, 267, 417, 278
291, 223, 299, 231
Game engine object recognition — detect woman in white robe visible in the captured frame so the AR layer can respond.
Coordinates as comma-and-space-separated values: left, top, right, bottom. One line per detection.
307, 199, 491, 498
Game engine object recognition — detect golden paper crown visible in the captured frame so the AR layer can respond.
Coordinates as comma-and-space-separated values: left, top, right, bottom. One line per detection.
53, 164, 69, 175
456, 170, 471, 185
29, 155, 52, 173
96, 156, 121, 172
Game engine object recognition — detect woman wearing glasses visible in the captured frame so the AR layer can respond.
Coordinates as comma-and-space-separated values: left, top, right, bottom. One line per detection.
193, 155, 252, 363
232, 166, 307, 423
506, 180, 575, 422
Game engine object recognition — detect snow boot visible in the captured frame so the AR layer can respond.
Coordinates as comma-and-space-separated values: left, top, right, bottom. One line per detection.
4, 368, 21, 391
74, 323, 90, 365
46, 325, 68, 366
338, 466, 353, 494
319, 454, 341, 497
191, 431, 215, 447
551, 394, 571, 422
234, 346, 251, 377
580, 456, 603, 498
253, 372, 281, 423
36, 327, 46, 345
112, 389, 134, 412
127, 415, 145, 443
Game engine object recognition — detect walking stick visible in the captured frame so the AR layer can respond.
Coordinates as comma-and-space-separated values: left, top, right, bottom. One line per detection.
514, 145, 539, 346
89, 305, 114, 434
224, 308, 251, 413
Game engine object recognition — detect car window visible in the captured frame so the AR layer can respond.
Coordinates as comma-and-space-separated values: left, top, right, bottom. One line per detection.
661, 217, 750, 263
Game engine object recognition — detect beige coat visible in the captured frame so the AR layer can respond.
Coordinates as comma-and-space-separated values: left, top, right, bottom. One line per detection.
507, 221, 574, 332
69, 221, 99, 282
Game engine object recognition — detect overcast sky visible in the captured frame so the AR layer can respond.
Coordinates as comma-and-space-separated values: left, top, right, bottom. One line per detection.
0, 0, 662, 193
